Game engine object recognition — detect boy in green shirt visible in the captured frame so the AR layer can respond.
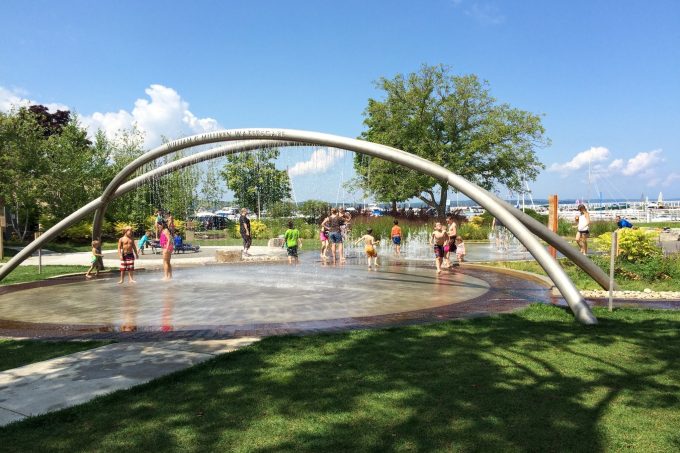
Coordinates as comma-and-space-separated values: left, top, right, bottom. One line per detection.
284, 221, 302, 264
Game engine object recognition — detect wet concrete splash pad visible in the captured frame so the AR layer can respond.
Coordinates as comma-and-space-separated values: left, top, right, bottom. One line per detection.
0, 257, 554, 339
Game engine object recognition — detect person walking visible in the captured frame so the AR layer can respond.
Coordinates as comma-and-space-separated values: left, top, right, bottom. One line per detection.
575, 204, 591, 255
239, 208, 252, 256
319, 226, 329, 260
429, 222, 449, 274
284, 221, 302, 264
85, 240, 103, 279
355, 228, 380, 270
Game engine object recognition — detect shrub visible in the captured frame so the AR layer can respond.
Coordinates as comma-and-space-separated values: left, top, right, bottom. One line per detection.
233, 219, 269, 239
594, 228, 661, 262
60, 221, 94, 243
299, 200, 331, 223
269, 201, 296, 218
113, 221, 139, 237
457, 222, 491, 240
589, 220, 617, 237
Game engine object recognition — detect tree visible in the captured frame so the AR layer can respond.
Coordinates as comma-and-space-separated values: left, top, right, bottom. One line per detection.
0, 109, 46, 239
200, 160, 223, 211
221, 149, 291, 217
299, 199, 330, 223
269, 200, 296, 218
355, 64, 548, 216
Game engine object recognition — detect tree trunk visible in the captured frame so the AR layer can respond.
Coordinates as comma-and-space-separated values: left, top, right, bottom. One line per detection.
391, 199, 397, 213
436, 182, 448, 217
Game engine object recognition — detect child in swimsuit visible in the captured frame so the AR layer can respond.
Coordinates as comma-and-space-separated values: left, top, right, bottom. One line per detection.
319, 227, 329, 259
355, 228, 380, 270
138, 231, 150, 255
429, 222, 449, 274
85, 240, 103, 279
455, 237, 466, 263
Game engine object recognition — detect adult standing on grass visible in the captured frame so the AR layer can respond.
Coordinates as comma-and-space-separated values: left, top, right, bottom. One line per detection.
117, 227, 139, 284
239, 208, 252, 257
575, 204, 591, 255
159, 221, 173, 280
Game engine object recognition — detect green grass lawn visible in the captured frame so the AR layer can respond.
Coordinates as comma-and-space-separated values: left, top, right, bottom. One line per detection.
0, 339, 109, 372
487, 259, 680, 291
0, 265, 91, 286
1, 305, 679, 451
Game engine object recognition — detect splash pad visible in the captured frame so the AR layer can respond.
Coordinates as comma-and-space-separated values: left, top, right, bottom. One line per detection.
0, 255, 554, 339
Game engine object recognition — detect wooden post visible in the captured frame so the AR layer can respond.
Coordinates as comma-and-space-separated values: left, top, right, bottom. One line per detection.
0, 205, 5, 262
548, 195, 558, 258
609, 231, 617, 312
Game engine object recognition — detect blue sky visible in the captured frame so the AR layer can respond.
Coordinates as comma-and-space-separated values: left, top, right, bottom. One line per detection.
1, 0, 679, 203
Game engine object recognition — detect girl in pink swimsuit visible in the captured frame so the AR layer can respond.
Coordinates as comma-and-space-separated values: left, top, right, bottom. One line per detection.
319, 228, 329, 259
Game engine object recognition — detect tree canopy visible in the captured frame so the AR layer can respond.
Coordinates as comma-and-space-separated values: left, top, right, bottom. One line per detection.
0, 106, 200, 240
221, 149, 291, 217
355, 64, 548, 216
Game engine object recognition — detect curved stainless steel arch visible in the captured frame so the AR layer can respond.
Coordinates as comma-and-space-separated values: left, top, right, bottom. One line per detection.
0, 129, 601, 324
91, 129, 611, 288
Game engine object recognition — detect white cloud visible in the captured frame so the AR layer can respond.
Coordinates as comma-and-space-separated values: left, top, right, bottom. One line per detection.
1, 84, 220, 149
288, 148, 345, 178
81, 84, 220, 148
0, 86, 69, 112
608, 159, 623, 171
620, 149, 663, 176
549, 146, 610, 173
465, 2, 505, 25
662, 172, 680, 188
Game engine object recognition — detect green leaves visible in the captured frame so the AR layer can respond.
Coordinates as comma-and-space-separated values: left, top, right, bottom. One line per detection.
221, 149, 291, 215
356, 64, 548, 215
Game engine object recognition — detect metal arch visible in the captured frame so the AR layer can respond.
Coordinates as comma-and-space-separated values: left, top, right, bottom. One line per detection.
1, 129, 599, 324
0, 140, 290, 283
91, 129, 610, 290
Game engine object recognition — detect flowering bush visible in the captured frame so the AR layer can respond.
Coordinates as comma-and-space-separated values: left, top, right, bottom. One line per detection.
233, 219, 269, 239
595, 228, 661, 262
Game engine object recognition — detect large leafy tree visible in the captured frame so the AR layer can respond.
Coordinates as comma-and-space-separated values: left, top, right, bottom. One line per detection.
355, 64, 548, 216
0, 109, 46, 239
221, 149, 291, 217
0, 106, 102, 239
200, 160, 224, 211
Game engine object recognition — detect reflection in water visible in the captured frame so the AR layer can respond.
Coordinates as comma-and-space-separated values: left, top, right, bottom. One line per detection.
161, 287, 175, 332
0, 258, 493, 330
120, 286, 139, 332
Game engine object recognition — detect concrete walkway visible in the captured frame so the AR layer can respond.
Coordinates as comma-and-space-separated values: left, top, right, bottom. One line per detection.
8, 245, 285, 268
0, 337, 259, 427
